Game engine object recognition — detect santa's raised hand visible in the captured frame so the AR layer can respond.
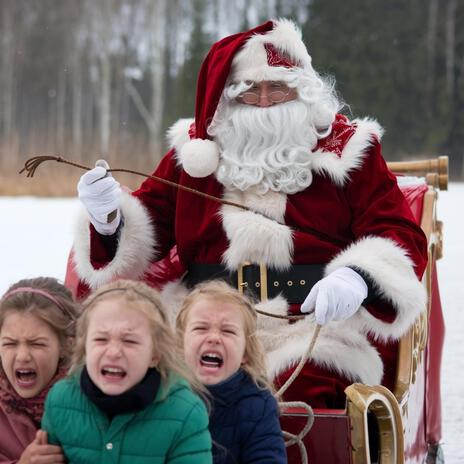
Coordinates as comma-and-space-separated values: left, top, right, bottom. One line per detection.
77, 160, 121, 235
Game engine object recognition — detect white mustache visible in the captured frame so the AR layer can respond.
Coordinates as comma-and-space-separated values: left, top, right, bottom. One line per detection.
213, 101, 319, 194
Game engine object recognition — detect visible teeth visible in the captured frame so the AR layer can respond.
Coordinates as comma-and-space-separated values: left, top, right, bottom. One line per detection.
104, 367, 124, 373
101, 367, 125, 377
16, 369, 36, 380
203, 352, 223, 361
201, 353, 223, 367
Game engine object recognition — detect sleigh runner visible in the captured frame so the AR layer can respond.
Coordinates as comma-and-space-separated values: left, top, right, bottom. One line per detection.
63, 155, 447, 464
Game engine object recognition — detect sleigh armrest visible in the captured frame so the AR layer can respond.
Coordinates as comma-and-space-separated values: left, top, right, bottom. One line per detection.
387, 155, 448, 190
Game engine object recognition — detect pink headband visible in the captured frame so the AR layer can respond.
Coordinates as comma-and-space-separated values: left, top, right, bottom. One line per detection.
1, 287, 76, 321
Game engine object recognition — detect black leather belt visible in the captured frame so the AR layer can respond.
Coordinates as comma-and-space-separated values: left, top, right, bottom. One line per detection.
185, 263, 325, 304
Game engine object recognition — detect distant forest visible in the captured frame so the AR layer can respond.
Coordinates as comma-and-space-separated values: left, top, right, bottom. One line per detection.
1, 0, 463, 181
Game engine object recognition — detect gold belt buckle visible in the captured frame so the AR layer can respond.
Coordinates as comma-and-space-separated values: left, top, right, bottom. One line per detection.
237, 262, 268, 302
259, 262, 268, 301
237, 261, 250, 294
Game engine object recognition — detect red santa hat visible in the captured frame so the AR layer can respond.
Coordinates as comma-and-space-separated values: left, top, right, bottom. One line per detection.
179, 19, 315, 178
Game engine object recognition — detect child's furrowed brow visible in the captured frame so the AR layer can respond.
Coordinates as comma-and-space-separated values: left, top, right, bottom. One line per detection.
221, 323, 241, 330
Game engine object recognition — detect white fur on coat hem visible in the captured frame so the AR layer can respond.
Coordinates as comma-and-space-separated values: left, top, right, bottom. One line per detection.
256, 297, 383, 385
73, 192, 156, 289
159, 280, 189, 328
326, 235, 427, 341
220, 205, 293, 270
220, 189, 293, 270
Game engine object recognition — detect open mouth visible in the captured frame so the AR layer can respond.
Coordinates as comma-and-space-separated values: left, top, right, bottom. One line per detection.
15, 369, 37, 387
200, 352, 223, 369
101, 366, 126, 379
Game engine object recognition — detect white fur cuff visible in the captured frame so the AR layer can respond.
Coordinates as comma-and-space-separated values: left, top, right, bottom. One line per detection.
73, 192, 156, 289
326, 236, 427, 340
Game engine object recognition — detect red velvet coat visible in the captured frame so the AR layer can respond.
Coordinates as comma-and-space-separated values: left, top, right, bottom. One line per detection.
73, 115, 428, 407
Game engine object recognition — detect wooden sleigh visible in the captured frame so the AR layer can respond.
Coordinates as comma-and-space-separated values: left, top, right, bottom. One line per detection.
282, 156, 448, 464
64, 156, 448, 464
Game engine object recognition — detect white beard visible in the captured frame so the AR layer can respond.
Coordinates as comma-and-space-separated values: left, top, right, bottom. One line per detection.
210, 101, 319, 194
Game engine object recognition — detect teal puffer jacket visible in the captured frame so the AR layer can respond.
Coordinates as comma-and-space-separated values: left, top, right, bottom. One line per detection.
42, 374, 212, 464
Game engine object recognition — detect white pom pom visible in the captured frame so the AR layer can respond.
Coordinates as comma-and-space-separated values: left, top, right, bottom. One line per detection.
180, 138, 219, 178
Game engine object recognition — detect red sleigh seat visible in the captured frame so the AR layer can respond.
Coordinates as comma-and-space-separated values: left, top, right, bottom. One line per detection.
282, 157, 447, 464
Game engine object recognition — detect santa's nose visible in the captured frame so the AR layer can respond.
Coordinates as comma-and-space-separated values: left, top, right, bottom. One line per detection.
255, 93, 274, 107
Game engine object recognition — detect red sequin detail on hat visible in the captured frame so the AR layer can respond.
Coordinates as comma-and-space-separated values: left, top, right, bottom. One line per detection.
265, 43, 297, 68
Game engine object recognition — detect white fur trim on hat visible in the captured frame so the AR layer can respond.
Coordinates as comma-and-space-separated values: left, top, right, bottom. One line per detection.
73, 191, 156, 289
326, 235, 427, 341
167, 118, 194, 153
179, 138, 219, 178
168, 118, 219, 178
231, 19, 313, 83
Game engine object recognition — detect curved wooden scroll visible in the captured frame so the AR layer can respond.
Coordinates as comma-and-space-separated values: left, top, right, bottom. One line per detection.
345, 384, 405, 464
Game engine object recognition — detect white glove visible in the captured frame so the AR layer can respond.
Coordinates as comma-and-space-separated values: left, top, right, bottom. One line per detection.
77, 160, 121, 235
300, 267, 368, 325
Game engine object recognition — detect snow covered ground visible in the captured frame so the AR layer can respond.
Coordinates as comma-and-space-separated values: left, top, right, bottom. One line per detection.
436, 184, 464, 463
1, 185, 463, 462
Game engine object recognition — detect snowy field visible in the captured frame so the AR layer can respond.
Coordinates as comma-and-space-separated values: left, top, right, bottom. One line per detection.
1, 185, 463, 462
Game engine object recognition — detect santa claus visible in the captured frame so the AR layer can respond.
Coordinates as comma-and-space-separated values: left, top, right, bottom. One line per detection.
73, 19, 428, 408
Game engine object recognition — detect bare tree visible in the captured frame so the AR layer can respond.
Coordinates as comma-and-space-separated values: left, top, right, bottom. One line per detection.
83, 0, 116, 157
445, 0, 457, 97
124, 0, 168, 161
0, 0, 17, 166
70, 48, 84, 160
426, 0, 439, 102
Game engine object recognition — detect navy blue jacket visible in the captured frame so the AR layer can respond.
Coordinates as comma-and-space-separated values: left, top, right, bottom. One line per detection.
207, 370, 287, 464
